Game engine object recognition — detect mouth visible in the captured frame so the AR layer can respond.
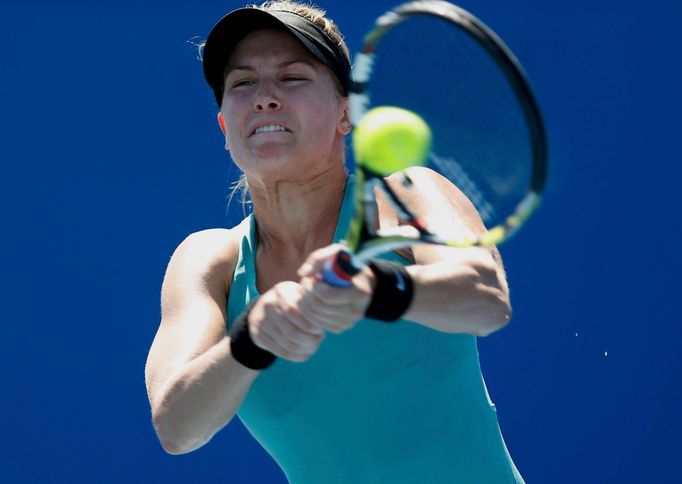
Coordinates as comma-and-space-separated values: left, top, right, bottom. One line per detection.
251, 124, 290, 136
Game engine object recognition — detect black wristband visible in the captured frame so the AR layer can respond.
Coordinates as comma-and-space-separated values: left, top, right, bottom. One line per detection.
364, 260, 414, 322
229, 304, 276, 370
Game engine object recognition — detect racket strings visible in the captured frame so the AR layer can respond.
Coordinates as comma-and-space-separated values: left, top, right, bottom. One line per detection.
429, 152, 497, 223
362, 13, 534, 231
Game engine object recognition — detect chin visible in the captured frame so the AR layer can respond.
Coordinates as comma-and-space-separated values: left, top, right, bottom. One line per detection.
241, 149, 302, 180
253, 144, 291, 158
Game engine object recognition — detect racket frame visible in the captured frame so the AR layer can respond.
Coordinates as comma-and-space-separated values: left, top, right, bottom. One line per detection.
327, 0, 548, 282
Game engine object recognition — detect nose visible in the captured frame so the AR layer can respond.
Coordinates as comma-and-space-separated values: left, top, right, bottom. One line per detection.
253, 81, 281, 112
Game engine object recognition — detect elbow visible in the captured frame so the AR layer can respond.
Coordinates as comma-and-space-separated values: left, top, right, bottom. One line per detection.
156, 434, 195, 456
152, 408, 211, 456
472, 288, 512, 337
161, 440, 203, 456
158, 436, 194, 456
465, 258, 512, 337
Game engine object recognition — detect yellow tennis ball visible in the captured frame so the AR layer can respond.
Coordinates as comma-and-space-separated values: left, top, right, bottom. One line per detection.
352, 106, 432, 175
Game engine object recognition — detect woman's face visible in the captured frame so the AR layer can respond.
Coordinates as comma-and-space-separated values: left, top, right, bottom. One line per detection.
219, 28, 350, 181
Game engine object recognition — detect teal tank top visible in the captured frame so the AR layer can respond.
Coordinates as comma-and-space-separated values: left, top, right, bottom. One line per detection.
227, 176, 524, 484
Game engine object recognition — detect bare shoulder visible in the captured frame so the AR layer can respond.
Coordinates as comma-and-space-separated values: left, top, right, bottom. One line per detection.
180, 223, 245, 255
170, 220, 249, 273
163, 221, 249, 308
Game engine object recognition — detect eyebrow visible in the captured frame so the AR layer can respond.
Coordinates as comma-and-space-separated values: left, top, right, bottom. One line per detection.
225, 59, 317, 77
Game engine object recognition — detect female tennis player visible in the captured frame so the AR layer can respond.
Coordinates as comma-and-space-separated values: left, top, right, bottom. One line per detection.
145, 1, 523, 482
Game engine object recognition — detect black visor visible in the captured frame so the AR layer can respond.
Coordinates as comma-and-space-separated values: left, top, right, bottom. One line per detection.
202, 8, 351, 105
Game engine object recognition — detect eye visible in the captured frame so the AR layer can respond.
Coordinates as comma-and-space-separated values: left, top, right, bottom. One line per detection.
231, 79, 255, 89
282, 75, 307, 82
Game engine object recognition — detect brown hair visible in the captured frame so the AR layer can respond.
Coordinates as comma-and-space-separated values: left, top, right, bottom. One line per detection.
255, 1, 349, 61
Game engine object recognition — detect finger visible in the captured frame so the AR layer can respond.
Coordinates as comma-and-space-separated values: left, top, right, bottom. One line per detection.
249, 290, 321, 359
297, 243, 345, 278
306, 315, 354, 334
255, 303, 324, 349
272, 282, 326, 335
297, 294, 356, 334
298, 278, 370, 334
251, 309, 324, 360
251, 329, 316, 363
302, 276, 366, 309
284, 310, 325, 338
278, 313, 326, 348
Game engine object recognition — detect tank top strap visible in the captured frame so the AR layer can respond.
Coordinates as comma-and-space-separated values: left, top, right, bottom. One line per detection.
332, 173, 356, 244
226, 214, 258, 330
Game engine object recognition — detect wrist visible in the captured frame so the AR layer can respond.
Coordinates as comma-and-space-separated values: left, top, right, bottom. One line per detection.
364, 259, 414, 322
229, 303, 276, 370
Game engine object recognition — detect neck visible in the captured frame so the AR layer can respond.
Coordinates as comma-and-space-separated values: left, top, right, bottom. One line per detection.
248, 163, 348, 259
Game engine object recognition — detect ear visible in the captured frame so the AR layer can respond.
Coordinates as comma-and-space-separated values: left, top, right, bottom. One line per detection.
217, 113, 229, 150
338, 100, 352, 136
217, 112, 227, 135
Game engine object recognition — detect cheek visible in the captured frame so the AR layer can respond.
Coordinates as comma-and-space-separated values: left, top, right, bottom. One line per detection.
220, 109, 249, 156
220, 98, 246, 134
307, 100, 343, 139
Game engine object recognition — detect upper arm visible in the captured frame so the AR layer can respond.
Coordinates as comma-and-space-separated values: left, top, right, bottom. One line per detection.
382, 166, 509, 291
145, 229, 238, 407
386, 166, 486, 243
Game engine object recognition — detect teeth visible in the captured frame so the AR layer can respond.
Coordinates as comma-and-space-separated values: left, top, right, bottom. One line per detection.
254, 124, 286, 134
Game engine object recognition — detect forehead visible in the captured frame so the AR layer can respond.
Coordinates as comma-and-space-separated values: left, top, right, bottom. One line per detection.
226, 28, 319, 68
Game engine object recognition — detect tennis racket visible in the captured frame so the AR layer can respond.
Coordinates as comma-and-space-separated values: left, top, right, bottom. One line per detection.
323, 0, 548, 287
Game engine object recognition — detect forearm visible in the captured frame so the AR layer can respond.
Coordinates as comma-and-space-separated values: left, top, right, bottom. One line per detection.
402, 256, 511, 336
151, 337, 259, 454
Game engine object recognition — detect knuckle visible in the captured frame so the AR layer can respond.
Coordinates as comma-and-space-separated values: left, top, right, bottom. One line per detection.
281, 352, 298, 362
312, 331, 325, 343
294, 353, 312, 363
272, 284, 287, 298
284, 345, 312, 362
293, 317, 310, 332
308, 334, 323, 347
305, 329, 323, 345
273, 280, 296, 297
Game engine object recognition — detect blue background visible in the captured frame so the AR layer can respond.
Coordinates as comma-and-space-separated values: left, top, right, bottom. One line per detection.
2, 0, 680, 482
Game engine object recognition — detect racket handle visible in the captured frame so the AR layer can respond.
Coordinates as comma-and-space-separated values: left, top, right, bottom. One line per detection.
322, 248, 361, 287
